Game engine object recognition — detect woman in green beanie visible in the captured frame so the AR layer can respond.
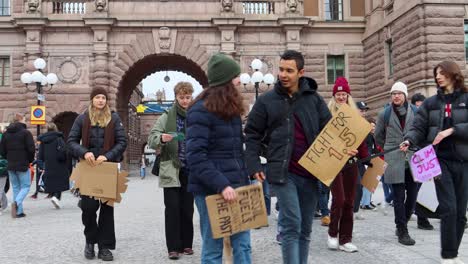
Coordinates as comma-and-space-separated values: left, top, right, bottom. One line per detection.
148, 82, 195, 260
186, 53, 252, 263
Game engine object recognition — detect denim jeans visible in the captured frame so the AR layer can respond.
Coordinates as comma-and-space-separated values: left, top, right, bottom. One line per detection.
8, 170, 31, 215
194, 195, 251, 264
435, 159, 468, 259
381, 175, 393, 203
0, 176, 8, 210
360, 188, 372, 206
317, 181, 330, 216
271, 173, 318, 264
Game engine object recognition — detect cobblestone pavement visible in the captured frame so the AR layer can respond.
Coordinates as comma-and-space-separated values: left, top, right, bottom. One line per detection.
1, 173, 467, 264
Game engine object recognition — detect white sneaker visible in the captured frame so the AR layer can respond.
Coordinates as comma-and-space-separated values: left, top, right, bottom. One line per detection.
454, 257, 465, 264
354, 213, 365, 220
339, 242, 358, 253
441, 259, 457, 264
327, 235, 339, 250
51, 197, 61, 209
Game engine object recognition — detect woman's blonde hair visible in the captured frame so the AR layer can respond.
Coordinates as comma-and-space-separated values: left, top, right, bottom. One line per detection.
328, 94, 358, 115
88, 104, 112, 127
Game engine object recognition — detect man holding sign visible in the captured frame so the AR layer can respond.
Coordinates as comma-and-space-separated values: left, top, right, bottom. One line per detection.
245, 50, 331, 264
402, 61, 468, 264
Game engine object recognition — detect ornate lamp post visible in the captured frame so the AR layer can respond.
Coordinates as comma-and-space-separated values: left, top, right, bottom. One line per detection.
20, 58, 58, 138
240, 58, 275, 99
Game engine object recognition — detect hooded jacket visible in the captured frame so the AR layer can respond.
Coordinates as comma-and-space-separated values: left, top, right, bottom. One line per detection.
244, 77, 332, 184
38, 131, 70, 193
0, 122, 35, 172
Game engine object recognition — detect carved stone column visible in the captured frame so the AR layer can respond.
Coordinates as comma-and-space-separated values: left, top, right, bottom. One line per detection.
212, 18, 244, 55
279, 17, 310, 51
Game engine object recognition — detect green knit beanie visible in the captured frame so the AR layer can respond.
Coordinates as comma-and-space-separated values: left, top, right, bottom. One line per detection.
207, 53, 241, 87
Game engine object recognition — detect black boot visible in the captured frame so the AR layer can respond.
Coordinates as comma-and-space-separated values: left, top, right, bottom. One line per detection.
84, 243, 95, 259
417, 217, 434, 230
397, 228, 416, 246
98, 249, 114, 261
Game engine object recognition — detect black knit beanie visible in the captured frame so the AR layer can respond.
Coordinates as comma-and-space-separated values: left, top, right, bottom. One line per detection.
207, 53, 241, 87
90, 87, 109, 100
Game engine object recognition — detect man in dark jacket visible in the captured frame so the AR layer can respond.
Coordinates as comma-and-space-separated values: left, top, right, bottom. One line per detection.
244, 50, 331, 264
0, 113, 35, 218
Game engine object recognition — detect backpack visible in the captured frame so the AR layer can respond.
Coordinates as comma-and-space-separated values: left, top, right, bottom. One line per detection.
383, 103, 418, 127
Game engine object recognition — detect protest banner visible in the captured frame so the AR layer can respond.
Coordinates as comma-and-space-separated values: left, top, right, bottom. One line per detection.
409, 145, 441, 183
206, 184, 268, 239
361, 157, 386, 193
298, 103, 371, 186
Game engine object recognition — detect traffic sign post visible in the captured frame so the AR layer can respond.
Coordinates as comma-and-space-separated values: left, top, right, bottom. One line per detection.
31, 105, 46, 125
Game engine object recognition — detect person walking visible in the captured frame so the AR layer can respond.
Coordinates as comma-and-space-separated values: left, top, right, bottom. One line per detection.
0, 113, 35, 218
326, 77, 367, 253
186, 53, 251, 264
374, 81, 418, 246
0, 130, 9, 215
402, 61, 468, 264
244, 50, 331, 264
37, 123, 70, 209
148, 81, 195, 260
68, 87, 127, 261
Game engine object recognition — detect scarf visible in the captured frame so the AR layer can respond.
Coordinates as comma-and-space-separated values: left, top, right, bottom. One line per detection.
82, 111, 115, 155
161, 102, 187, 166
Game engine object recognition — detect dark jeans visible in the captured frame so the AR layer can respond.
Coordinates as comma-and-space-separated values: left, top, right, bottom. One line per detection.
81, 195, 115, 250
329, 164, 358, 245
353, 164, 365, 213
163, 171, 194, 253
435, 159, 468, 259
391, 169, 418, 230
382, 175, 394, 203
318, 181, 330, 216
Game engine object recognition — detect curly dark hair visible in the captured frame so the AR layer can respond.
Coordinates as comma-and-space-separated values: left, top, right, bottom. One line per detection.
191, 82, 245, 121
433, 61, 467, 92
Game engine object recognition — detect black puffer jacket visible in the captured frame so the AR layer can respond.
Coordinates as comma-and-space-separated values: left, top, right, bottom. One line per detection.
0, 122, 35, 171
38, 131, 70, 193
67, 112, 127, 162
406, 88, 468, 161
244, 77, 332, 184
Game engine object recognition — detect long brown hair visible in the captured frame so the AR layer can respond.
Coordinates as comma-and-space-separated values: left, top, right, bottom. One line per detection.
433, 61, 467, 92
191, 82, 245, 121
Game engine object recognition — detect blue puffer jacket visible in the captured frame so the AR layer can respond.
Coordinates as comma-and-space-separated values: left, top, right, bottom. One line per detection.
186, 100, 250, 195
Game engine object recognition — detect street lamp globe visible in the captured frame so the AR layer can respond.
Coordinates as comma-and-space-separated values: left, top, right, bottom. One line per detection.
240, 73, 251, 86
20, 72, 32, 84
31, 70, 44, 83
251, 71, 264, 83
34, 58, 47, 70
41, 75, 48, 86
46, 73, 58, 85
263, 73, 275, 85
251, 59, 263, 71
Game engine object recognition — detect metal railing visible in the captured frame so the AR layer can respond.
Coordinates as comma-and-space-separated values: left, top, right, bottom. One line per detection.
242, 1, 274, 14
52, 1, 86, 14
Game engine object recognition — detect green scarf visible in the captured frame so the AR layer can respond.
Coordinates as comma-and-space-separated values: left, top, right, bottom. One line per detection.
161, 102, 187, 166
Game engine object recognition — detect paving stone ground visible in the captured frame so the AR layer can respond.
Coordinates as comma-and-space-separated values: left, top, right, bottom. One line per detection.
1, 172, 467, 264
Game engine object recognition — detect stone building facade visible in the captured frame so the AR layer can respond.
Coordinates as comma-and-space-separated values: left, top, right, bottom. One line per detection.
0, 0, 466, 165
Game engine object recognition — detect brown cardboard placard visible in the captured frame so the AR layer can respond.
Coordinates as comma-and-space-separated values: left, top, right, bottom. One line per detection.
361, 157, 386, 193
298, 104, 371, 186
70, 162, 118, 199
206, 184, 268, 239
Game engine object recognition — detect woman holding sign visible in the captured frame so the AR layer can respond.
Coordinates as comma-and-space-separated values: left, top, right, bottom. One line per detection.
68, 87, 127, 261
326, 77, 367, 253
186, 53, 251, 263
147, 82, 195, 260
402, 61, 468, 264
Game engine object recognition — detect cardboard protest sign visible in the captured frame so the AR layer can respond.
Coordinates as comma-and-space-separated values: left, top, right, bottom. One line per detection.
409, 145, 441, 183
206, 184, 268, 239
298, 104, 372, 186
417, 180, 439, 212
70, 162, 129, 207
361, 157, 386, 193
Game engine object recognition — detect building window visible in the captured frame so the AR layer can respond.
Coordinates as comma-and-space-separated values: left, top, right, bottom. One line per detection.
464, 20, 468, 62
325, 0, 343, 21
0, 0, 10, 16
327, 55, 345, 84
386, 39, 393, 76
0, 57, 10, 86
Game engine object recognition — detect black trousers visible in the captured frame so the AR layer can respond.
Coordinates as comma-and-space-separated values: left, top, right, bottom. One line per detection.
435, 159, 468, 259
391, 168, 418, 230
81, 195, 116, 250
163, 170, 194, 253
52, 192, 62, 200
